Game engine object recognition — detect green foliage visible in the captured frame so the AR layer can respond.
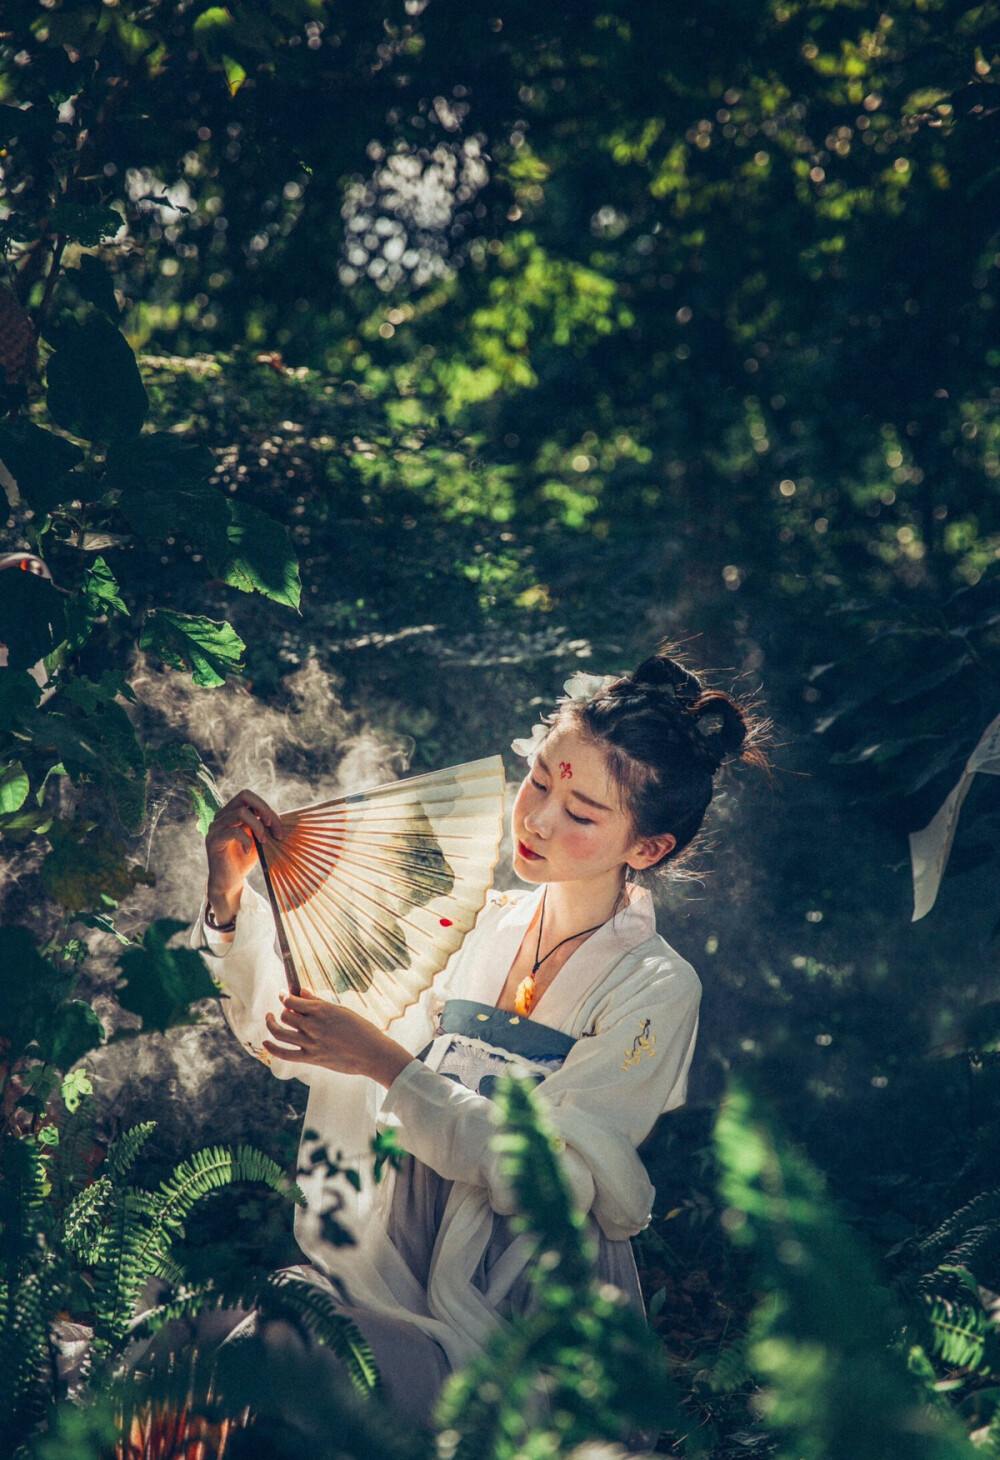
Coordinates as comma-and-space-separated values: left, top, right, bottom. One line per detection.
0, 1115, 306, 1453
115, 918, 221, 1033
146, 740, 222, 836
5, 1, 1000, 1454
258, 1271, 380, 1396
45, 312, 148, 442
437, 1076, 694, 1457
714, 1081, 976, 1460
139, 609, 246, 688
0, 569, 64, 670
40, 818, 153, 911
221, 498, 302, 611
0, 925, 104, 1072
0, 420, 83, 514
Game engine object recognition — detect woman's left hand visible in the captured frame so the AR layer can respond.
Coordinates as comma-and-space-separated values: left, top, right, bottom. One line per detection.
263, 993, 414, 1088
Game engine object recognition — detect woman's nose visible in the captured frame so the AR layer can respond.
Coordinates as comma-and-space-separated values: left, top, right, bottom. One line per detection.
523, 803, 549, 837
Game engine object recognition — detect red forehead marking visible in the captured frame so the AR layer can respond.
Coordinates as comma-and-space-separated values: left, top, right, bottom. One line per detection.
559, 761, 573, 779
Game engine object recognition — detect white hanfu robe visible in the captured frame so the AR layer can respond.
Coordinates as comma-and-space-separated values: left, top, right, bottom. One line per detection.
192, 881, 701, 1401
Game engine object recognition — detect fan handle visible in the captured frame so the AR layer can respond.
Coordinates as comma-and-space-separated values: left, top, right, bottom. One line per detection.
252, 832, 302, 995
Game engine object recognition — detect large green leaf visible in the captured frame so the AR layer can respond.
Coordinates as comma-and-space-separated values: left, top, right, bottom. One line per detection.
81, 558, 128, 617
220, 499, 301, 609
63, 669, 136, 715
46, 313, 148, 442
139, 610, 245, 688
0, 761, 29, 813
64, 557, 130, 650
105, 432, 215, 491
36, 999, 105, 1071
0, 420, 84, 514
0, 570, 64, 669
112, 433, 227, 563
118, 482, 231, 563
116, 918, 220, 1033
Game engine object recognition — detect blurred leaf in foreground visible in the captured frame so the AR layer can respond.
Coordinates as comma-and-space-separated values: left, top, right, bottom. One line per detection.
714, 1082, 975, 1460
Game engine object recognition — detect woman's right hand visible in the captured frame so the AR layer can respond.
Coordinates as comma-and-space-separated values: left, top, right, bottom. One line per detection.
205, 789, 284, 924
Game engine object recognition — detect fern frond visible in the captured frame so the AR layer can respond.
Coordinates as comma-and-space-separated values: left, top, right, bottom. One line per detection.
91, 1145, 297, 1362
133, 1144, 300, 1271
263, 1272, 380, 1395
0, 1269, 64, 1444
47, 1104, 99, 1211
921, 1187, 1000, 1263
0, 1136, 48, 1274
61, 1176, 114, 1260
89, 1191, 160, 1355
106, 1121, 156, 1181
922, 1293, 1000, 1373
129, 1278, 233, 1340
921, 1228, 1000, 1298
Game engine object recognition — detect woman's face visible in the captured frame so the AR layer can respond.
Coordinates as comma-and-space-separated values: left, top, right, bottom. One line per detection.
511, 724, 649, 887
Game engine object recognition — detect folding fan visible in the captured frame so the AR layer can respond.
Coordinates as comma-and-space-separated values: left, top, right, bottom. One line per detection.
253, 755, 505, 1028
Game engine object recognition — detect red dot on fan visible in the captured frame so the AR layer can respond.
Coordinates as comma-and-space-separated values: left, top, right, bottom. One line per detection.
439, 917, 453, 927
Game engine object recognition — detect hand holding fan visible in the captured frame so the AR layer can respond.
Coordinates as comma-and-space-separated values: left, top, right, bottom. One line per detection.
253, 756, 505, 1029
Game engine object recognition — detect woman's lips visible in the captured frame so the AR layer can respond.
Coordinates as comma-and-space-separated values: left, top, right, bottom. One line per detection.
516, 839, 543, 861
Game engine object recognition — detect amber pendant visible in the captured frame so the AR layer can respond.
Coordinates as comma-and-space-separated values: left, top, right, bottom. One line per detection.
514, 973, 536, 1017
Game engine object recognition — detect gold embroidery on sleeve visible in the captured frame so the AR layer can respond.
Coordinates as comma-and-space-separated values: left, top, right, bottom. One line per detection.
621, 1018, 657, 1070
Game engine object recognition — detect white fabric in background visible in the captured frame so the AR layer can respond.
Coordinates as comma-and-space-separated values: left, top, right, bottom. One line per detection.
910, 710, 1000, 920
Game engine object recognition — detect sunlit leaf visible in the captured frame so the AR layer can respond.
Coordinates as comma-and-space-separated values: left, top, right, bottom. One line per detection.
61, 1068, 94, 1112
0, 760, 29, 813
139, 609, 245, 687
223, 54, 247, 94
65, 558, 130, 648
220, 499, 301, 609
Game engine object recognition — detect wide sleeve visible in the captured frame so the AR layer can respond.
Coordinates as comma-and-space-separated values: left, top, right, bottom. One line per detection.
190, 883, 305, 1083
379, 950, 701, 1240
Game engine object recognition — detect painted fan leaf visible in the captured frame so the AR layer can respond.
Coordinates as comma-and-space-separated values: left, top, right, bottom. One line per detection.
255, 756, 505, 1028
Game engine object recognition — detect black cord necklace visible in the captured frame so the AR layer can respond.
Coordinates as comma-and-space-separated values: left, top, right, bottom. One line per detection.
514, 886, 624, 1016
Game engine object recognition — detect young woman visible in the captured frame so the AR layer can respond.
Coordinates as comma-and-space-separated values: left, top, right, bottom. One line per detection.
194, 651, 764, 1419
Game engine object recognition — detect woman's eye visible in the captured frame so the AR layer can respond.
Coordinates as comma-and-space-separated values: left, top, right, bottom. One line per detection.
567, 810, 593, 826
530, 778, 547, 791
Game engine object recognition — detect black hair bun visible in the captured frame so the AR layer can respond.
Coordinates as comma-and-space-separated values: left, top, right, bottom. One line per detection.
691, 692, 748, 773
631, 653, 702, 706
627, 653, 749, 774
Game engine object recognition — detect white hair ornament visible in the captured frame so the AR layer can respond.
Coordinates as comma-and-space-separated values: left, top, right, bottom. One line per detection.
510, 671, 618, 762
